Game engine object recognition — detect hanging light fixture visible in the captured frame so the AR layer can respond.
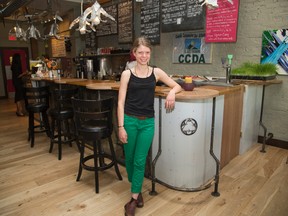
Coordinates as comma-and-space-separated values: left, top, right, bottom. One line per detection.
199, 0, 233, 9
48, 12, 63, 39
26, 23, 41, 39
69, 0, 116, 35
9, 22, 27, 41
199, 0, 219, 9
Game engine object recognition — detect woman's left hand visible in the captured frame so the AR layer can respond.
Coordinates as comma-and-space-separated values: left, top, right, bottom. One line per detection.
165, 89, 175, 111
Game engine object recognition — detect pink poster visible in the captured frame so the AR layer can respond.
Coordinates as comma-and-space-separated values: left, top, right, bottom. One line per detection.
205, 0, 239, 43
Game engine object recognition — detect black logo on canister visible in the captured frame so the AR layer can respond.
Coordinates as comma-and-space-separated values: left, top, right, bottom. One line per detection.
180, 118, 198, 136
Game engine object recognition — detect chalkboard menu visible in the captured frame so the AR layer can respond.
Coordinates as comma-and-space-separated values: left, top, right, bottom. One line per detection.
118, 0, 133, 43
140, 0, 160, 45
85, 32, 97, 49
96, 5, 118, 36
161, 0, 204, 32
205, 0, 239, 42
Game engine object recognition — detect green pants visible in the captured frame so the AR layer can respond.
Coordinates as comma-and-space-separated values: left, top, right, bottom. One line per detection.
123, 114, 155, 193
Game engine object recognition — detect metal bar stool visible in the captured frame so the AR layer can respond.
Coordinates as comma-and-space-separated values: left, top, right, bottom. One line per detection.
72, 97, 122, 193
24, 85, 50, 147
49, 87, 78, 160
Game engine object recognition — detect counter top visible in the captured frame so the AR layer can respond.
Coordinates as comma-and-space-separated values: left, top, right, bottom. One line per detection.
68, 79, 116, 87
155, 87, 219, 100
198, 84, 244, 96
30, 77, 281, 99
86, 82, 120, 90
31, 77, 88, 84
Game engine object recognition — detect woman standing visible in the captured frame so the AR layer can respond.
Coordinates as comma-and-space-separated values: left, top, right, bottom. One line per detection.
11, 53, 26, 116
118, 37, 182, 216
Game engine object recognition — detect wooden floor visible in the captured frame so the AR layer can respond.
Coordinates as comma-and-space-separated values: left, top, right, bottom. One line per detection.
0, 98, 287, 216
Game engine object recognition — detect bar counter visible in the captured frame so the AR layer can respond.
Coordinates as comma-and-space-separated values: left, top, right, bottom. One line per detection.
30, 76, 279, 194
31, 77, 245, 99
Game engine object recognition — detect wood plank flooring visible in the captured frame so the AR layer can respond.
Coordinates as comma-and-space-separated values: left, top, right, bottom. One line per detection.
0, 98, 287, 216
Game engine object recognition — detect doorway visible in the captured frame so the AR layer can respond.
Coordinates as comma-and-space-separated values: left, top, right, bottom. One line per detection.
0, 47, 29, 99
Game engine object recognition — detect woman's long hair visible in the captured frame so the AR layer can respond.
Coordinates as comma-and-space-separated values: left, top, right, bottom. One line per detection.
11, 53, 22, 78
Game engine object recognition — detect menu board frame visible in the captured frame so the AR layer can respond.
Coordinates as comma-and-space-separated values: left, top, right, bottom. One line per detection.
85, 32, 97, 49
161, 0, 205, 33
140, 0, 160, 45
96, 4, 118, 37
118, 0, 133, 44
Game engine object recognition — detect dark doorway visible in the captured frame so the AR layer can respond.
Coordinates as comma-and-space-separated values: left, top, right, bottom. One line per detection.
0, 47, 29, 99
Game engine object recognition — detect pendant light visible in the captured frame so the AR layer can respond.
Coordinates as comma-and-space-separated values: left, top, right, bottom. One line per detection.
69, 0, 116, 35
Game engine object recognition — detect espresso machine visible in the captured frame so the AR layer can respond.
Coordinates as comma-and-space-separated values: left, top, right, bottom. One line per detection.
75, 58, 99, 79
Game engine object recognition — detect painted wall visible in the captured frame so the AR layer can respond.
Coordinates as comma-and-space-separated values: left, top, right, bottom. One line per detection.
149, 0, 288, 141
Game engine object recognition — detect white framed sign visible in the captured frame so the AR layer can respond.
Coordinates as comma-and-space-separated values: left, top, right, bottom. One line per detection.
173, 32, 212, 64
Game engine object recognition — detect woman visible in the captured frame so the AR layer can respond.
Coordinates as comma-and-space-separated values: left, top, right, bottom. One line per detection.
11, 53, 27, 116
117, 37, 182, 216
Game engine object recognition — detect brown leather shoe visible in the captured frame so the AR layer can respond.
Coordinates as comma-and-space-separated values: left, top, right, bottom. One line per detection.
137, 193, 144, 208
124, 198, 137, 216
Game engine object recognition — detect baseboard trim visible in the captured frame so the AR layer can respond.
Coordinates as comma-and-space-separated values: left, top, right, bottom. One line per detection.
258, 136, 288, 150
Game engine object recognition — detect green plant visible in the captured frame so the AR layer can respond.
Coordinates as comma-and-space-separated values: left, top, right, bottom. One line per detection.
231, 62, 277, 76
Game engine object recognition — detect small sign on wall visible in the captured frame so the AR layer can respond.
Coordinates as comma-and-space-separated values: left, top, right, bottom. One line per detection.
172, 32, 212, 64
205, 0, 239, 43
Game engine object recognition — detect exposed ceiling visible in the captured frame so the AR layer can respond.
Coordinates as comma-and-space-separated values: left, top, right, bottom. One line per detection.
0, 0, 111, 23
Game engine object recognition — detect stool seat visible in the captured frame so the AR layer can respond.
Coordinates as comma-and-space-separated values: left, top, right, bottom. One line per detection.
26, 103, 49, 111
49, 87, 78, 160
72, 97, 122, 193
49, 107, 74, 119
79, 120, 107, 133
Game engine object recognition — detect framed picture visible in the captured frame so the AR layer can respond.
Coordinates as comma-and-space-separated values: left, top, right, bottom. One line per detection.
261, 29, 288, 75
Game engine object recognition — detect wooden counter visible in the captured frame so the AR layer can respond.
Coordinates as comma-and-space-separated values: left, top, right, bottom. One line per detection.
68, 79, 116, 87
86, 82, 120, 90
155, 87, 219, 100
231, 78, 283, 86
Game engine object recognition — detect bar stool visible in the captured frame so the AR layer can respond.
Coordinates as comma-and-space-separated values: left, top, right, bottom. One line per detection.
24, 85, 50, 147
49, 87, 78, 160
72, 97, 122, 193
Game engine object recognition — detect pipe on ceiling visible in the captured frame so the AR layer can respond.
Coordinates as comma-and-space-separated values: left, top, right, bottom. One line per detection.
0, 0, 31, 17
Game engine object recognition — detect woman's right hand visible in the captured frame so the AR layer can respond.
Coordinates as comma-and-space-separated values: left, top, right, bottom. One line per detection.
118, 127, 128, 144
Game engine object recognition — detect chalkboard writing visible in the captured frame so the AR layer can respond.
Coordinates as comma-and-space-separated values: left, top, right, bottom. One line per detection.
96, 5, 118, 36
141, 0, 160, 45
85, 32, 97, 49
118, 0, 133, 43
161, 0, 204, 32
205, 0, 239, 42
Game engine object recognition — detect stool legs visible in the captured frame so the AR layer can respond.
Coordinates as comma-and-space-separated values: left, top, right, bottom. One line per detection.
93, 141, 100, 193
108, 136, 123, 181
76, 141, 84, 182
28, 111, 50, 148
50, 118, 75, 160
57, 119, 62, 160
42, 112, 51, 138
28, 111, 35, 147
76, 137, 122, 193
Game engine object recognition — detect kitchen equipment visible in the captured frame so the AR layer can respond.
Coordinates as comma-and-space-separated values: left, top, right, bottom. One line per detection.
86, 59, 93, 80
99, 57, 112, 76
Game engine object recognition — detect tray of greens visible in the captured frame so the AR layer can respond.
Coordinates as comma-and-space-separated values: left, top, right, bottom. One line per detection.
231, 62, 277, 80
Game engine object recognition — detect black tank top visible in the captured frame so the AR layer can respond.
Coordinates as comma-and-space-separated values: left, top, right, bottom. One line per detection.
124, 68, 156, 118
